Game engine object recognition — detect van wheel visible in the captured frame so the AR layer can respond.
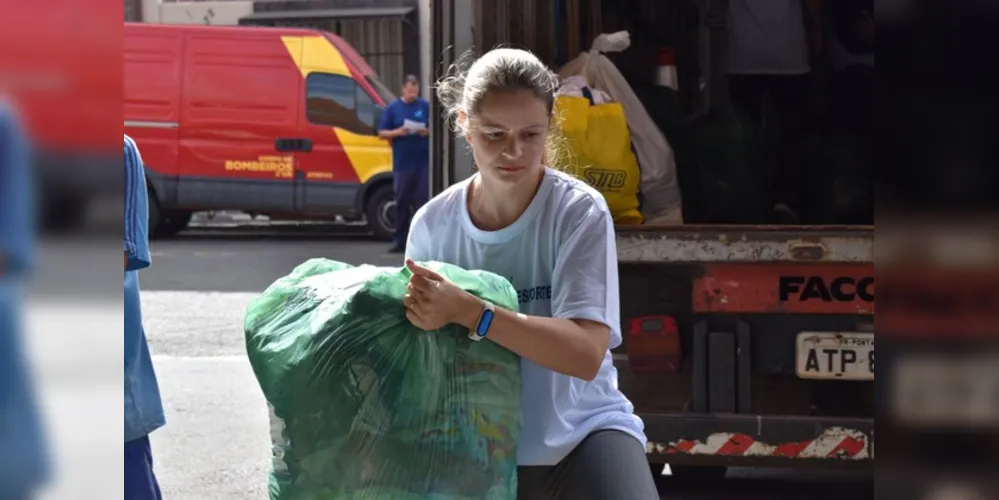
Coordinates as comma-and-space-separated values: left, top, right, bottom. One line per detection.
148, 190, 164, 238
159, 211, 192, 237
148, 189, 191, 238
364, 183, 396, 242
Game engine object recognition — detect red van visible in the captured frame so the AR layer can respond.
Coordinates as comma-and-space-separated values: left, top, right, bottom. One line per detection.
0, 3, 120, 232
124, 23, 398, 238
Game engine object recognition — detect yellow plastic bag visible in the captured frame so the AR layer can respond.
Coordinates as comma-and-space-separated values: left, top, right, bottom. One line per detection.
555, 94, 643, 225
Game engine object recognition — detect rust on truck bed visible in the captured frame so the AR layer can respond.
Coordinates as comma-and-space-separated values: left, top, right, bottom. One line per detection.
615, 225, 874, 264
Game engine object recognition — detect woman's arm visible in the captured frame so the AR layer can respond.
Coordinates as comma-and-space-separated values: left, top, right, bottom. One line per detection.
481, 209, 619, 380
406, 207, 619, 381
454, 298, 609, 381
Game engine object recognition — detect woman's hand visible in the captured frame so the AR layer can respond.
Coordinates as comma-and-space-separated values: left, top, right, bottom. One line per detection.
403, 259, 482, 331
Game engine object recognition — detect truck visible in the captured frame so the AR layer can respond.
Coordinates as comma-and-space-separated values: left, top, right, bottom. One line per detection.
422, 0, 874, 479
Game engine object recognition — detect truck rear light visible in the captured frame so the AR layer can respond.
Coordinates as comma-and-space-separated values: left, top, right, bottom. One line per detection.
626, 316, 682, 374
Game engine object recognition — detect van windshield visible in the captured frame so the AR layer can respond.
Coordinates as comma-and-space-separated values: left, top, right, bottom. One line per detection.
366, 75, 397, 104
323, 33, 397, 105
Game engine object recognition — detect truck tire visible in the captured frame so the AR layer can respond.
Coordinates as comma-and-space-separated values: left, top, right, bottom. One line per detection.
364, 183, 396, 242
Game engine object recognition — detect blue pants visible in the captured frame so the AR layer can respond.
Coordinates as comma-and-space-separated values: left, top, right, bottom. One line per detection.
393, 167, 429, 245
124, 435, 162, 500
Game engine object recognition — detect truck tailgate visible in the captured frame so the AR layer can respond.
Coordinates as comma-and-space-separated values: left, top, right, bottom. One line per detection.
613, 225, 875, 466
615, 225, 875, 316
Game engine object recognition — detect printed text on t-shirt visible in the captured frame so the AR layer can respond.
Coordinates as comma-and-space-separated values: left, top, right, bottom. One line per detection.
517, 285, 552, 304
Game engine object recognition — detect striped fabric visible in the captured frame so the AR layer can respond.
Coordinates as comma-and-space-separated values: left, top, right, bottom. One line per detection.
124, 135, 151, 271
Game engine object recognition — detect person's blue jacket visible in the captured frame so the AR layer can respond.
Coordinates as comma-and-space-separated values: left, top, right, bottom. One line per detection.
124, 135, 166, 443
0, 99, 49, 497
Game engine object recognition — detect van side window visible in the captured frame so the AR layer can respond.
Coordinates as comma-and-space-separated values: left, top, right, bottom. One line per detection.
305, 73, 374, 135
355, 85, 377, 132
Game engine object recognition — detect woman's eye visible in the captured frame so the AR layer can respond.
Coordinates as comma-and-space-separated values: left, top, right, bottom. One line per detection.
484, 132, 504, 140
523, 132, 541, 140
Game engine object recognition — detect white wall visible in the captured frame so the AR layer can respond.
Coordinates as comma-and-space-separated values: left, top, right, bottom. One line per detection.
141, 0, 253, 25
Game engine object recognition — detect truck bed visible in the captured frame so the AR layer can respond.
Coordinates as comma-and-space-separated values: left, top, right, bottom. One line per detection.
615, 225, 874, 263
612, 226, 875, 468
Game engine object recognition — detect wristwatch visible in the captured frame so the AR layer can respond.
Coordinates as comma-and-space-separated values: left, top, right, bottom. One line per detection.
468, 300, 495, 341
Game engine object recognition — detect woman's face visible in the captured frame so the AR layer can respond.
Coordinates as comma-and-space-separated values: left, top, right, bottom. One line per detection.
463, 89, 550, 186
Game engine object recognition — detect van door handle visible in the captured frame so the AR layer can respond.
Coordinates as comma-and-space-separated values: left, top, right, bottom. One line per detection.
275, 138, 313, 152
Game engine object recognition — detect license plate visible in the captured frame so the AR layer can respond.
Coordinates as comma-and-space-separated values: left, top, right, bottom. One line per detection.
796, 331, 874, 381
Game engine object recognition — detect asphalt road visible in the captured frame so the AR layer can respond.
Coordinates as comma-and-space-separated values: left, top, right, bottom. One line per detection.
135, 226, 872, 500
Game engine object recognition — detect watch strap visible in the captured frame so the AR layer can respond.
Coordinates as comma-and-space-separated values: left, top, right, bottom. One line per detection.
468, 300, 495, 341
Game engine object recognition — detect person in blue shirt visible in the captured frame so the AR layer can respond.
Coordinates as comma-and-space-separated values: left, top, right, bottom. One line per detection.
378, 74, 430, 254
0, 100, 49, 500
124, 135, 165, 500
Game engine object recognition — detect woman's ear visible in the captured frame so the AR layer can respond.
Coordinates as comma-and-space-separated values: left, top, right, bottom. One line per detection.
457, 111, 472, 144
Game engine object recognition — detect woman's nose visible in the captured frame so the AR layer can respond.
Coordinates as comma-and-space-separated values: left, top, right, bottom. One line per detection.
502, 138, 523, 159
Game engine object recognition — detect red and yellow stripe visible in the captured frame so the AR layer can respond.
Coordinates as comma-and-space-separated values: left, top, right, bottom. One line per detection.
281, 35, 391, 184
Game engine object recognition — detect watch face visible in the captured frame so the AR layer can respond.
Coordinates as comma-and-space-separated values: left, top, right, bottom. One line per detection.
477, 310, 494, 337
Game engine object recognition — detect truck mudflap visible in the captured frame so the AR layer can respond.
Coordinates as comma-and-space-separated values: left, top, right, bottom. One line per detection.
643, 413, 874, 468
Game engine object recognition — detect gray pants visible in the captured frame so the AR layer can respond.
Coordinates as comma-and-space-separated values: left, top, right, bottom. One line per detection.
517, 430, 659, 500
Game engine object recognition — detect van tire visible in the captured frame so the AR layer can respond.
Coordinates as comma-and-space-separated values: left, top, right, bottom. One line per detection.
160, 211, 192, 237
148, 190, 164, 238
365, 183, 396, 242
147, 188, 192, 238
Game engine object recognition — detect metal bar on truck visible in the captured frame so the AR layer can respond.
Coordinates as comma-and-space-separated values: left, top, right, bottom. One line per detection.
616, 225, 874, 263
643, 413, 874, 467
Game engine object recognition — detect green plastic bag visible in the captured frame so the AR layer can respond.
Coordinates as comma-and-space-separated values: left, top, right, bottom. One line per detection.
244, 259, 522, 500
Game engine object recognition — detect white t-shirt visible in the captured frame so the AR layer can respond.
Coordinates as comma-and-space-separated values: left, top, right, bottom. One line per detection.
725, 0, 811, 75
405, 168, 646, 466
